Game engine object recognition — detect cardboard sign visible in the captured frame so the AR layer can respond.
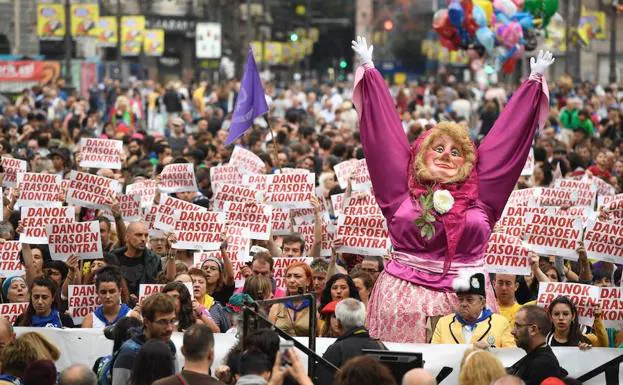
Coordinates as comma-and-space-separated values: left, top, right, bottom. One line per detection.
537, 188, 578, 207
213, 183, 263, 212
351, 160, 372, 192
0, 241, 23, 278
66, 171, 121, 211
554, 179, 596, 208
46, 221, 103, 261
1, 157, 27, 187
16, 172, 62, 207
537, 282, 600, 325
291, 207, 316, 225
584, 220, 623, 264
343, 192, 383, 217
0, 302, 29, 324
222, 225, 251, 264
159, 163, 198, 193
138, 284, 164, 304
597, 194, 623, 210
79, 138, 123, 169
334, 159, 358, 189
498, 206, 592, 238
600, 287, 623, 329
119, 194, 141, 221
242, 174, 269, 193
293, 220, 335, 257
330, 193, 345, 217
172, 210, 226, 250
484, 233, 530, 275
271, 208, 292, 235
224, 201, 272, 240
336, 214, 390, 256
229, 146, 265, 175
506, 188, 541, 207
154, 195, 206, 232
522, 213, 583, 260
210, 165, 243, 193
20, 206, 75, 244
126, 180, 157, 208
193, 250, 222, 268
521, 147, 535, 176
602, 198, 623, 225
144, 205, 161, 236
68, 284, 99, 323
265, 173, 315, 209
271, 257, 313, 289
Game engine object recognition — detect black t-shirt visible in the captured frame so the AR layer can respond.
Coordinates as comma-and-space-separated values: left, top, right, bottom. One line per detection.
118, 253, 146, 296
212, 283, 235, 306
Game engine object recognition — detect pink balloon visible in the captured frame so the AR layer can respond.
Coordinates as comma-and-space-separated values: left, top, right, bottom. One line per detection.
511, 0, 524, 10
511, 44, 525, 59
500, 21, 522, 47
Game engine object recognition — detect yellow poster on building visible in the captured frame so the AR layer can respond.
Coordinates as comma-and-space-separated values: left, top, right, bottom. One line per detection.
37, 4, 65, 41
70, 4, 99, 38
264, 42, 283, 65
578, 6, 606, 45
144, 29, 165, 56
121, 16, 145, 56
250, 41, 263, 62
97, 17, 117, 47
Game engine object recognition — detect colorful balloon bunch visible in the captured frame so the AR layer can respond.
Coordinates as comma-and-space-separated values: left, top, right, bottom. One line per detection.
432, 0, 558, 73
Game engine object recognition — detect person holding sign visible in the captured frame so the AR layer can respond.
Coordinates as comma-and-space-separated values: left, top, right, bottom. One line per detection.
82, 266, 132, 329
352, 35, 555, 343
546, 296, 607, 349
432, 272, 515, 348
14, 276, 74, 328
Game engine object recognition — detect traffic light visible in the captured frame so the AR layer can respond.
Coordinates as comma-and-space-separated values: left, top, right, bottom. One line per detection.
290, 33, 298, 42
339, 60, 347, 69
383, 19, 394, 31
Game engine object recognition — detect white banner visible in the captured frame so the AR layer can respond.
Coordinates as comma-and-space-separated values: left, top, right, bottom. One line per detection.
196, 22, 221, 59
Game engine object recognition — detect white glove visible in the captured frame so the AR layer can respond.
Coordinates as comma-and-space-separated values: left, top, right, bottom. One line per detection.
351, 36, 374, 67
529, 50, 555, 77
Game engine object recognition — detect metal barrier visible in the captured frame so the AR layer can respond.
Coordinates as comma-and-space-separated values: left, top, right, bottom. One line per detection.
241, 293, 339, 382
576, 353, 623, 384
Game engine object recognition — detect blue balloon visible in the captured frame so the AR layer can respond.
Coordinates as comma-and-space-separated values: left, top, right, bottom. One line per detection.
494, 10, 510, 25
473, 5, 487, 27
511, 12, 534, 30
448, 1, 465, 29
476, 27, 495, 54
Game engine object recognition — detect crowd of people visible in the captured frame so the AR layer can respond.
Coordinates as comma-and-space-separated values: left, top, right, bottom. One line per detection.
0, 43, 619, 385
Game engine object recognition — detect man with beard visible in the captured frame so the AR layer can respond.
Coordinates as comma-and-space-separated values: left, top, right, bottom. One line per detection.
507, 305, 565, 385
112, 293, 177, 385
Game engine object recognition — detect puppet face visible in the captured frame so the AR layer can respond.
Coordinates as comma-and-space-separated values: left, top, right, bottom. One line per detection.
423, 135, 466, 183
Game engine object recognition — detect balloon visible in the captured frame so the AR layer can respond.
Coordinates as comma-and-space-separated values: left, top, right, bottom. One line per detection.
473, 5, 487, 26
502, 57, 517, 73
439, 36, 459, 51
494, 0, 518, 17
512, 0, 525, 9
511, 44, 525, 59
495, 10, 510, 25
476, 26, 495, 54
474, 0, 494, 22
511, 12, 534, 30
433, 9, 449, 30
542, 0, 558, 26
448, 1, 465, 29
500, 21, 523, 47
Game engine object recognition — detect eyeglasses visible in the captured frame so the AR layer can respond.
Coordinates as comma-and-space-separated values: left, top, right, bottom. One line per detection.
513, 322, 534, 330
153, 318, 178, 326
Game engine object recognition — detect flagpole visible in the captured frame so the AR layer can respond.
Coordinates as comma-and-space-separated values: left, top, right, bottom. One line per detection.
264, 115, 282, 172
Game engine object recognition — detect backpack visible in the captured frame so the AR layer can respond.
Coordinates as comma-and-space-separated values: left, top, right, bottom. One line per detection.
93, 339, 141, 385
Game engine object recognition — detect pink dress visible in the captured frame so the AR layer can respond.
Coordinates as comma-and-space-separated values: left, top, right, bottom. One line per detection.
352, 64, 549, 343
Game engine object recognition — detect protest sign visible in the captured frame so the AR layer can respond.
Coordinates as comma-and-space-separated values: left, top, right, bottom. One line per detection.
271, 257, 313, 289
138, 284, 164, 304
210, 165, 243, 193
172, 210, 226, 250
20, 206, 75, 244
224, 201, 272, 240
536, 188, 578, 207
154, 195, 206, 232
265, 173, 315, 209
79, 138, 123, 169
331, 193, 345, 217
522, 212, 583, 260
1, 157, 27, 188
602, 198, 623, 225
537, 282, 600, 325
343, 192, 384, 217
46, 221, 103, 261
351, 159, 372, 192
213, 183, 263, 212
193, 250, 223, 268
16, 172, 62, 207
597, 194, 623, 210
293, 220, 335, 257
584, 220, 623, 264
144, 205, 162, 236
498, 206, 592, 238
553, 179, 596, 208
291, 207, 316, 225
334, 160, 358, 189
242, 174, 269, 193
229, 146, 265, 175
586, 175, 616, 197
119, 194, 141, 221
336, 215, 390, 256
271, 208, 292, 235
279, 168, 311, 174
600, 287, 623, 329
66, 171, 121, 211
293, 222, 316, 256
484, 233, 530, 275
0, 302, 29, 324
0, 241, 23, 278
158, 163, 198, 193
126, 179, 157, 208
506, 188, 541, 207
521, 147, 535, 176
68, 284, 99, 323
222, 225, 251, 263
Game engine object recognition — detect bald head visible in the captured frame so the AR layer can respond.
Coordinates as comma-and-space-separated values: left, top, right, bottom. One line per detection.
492, 375, 526, 385
126, 222, 148, 252
59, 364, 97, 385
402, 368, 436, 385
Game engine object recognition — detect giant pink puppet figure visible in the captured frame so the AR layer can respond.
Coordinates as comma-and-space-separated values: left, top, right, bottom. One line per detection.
351, 36, 554, 343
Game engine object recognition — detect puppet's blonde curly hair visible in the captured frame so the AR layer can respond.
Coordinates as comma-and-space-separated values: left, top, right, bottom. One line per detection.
413, 122, 476, 184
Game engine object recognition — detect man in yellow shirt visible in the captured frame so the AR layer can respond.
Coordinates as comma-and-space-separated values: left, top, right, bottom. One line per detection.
494, 273, 522, 325
432, 271, 515, 348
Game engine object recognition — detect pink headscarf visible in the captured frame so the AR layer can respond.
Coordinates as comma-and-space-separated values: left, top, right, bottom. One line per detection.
407, 129, 479, 263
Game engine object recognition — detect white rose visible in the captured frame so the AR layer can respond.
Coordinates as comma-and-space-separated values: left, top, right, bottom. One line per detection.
433, 190, 454, 215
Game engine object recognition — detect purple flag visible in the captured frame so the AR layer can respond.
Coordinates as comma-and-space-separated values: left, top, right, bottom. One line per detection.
225, 47, 269, 145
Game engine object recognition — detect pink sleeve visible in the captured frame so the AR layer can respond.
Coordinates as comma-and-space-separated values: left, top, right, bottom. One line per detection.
477, 75, 550, 221
353, 65, 410, 218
